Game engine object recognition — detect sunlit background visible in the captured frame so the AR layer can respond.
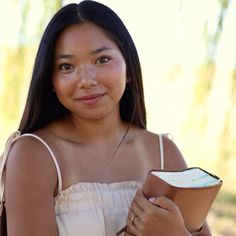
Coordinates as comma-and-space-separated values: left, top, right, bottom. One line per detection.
0, 0, 236, 235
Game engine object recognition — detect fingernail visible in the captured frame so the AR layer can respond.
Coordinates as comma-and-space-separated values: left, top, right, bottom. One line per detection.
149, 197, 156, 202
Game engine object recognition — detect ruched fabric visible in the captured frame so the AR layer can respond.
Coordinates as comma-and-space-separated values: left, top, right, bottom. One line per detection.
54, 181, 142, 236
1, 132, 164, 236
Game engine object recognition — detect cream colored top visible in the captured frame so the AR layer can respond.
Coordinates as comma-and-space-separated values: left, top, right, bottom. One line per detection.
0, 132, 165, 236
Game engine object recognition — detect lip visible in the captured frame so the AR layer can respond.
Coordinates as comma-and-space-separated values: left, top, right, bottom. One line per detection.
76, 93, 105, 105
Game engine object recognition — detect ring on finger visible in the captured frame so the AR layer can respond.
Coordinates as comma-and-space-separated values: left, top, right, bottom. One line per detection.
129, 215, 137, 225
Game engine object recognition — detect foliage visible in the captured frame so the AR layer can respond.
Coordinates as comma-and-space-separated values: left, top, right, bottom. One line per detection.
0, 0, 62, 150
0, 1, 235, 234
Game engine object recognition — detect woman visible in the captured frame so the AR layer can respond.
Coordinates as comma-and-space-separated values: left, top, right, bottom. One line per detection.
1, 1, 211, 235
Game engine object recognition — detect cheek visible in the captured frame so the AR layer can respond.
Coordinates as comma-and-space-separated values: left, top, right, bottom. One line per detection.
104, 60, 127, 87
52, 75, 75, 95
52, 82, 73, 107
115, 62, 127, 92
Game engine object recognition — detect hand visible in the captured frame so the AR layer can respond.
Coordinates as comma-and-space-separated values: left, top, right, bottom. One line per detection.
126, 190, 190, 236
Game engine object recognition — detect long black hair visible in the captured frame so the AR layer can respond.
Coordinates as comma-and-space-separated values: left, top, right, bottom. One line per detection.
19, 0, 146, 133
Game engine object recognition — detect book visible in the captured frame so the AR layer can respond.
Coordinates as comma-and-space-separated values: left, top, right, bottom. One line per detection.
142, 167, 223, 232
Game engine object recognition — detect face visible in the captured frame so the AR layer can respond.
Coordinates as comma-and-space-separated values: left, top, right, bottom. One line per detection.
52, 22, 127, 121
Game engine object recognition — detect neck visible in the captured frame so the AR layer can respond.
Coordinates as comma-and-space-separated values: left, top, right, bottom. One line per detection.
62, 111, 128, 143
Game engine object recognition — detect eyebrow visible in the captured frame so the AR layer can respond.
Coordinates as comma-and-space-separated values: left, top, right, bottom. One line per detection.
55, 46, 113, 61
55, 54, 75, 60
90, 46, 113, 55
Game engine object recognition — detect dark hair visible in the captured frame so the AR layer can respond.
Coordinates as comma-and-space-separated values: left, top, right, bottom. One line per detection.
19, 0, 146, 133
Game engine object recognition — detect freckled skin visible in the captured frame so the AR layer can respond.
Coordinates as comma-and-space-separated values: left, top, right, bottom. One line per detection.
4, 9, 211, 236
52, 22, 127, 121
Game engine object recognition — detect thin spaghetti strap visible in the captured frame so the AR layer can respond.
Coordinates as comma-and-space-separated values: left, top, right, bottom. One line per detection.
0, 131, 21, 213
19, 133, 63, 194
158, 134, 164, 169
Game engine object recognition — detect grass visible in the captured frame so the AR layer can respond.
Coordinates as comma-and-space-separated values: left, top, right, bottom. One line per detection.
208, 190, 236, 236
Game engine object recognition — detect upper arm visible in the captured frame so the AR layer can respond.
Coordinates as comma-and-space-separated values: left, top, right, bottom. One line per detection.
162, 136, 212, 235
162, 135, 188, 169
5, 137, 58, 236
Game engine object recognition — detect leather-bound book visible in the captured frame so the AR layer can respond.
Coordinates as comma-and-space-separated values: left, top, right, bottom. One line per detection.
142, 167, 222, 232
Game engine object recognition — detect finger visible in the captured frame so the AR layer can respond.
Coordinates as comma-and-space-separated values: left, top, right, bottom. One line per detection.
131, 199, 149, 225
149, 195, 179, 213
126, 202, 141, 234
126, 191, 140, 222
126, 215, 139, 236
124, 232, 135, 236
133, 191, 170, 221
133, 190, 151, 211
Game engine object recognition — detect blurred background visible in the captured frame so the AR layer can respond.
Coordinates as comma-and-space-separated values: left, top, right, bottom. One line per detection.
0, 0, 235, 235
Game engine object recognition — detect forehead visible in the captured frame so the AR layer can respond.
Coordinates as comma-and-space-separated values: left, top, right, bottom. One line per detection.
54, 22, 118, 52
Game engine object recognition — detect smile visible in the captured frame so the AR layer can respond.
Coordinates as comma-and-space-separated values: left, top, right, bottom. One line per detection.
76, 93, 105, 105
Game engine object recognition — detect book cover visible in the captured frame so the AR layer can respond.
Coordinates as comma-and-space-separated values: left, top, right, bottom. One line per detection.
142, 167, 222, 232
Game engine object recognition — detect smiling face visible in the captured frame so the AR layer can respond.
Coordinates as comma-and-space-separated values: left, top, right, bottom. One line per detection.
52, 22, 127, 122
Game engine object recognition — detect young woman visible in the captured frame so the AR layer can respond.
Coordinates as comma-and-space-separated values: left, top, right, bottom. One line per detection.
1, 1, 211, 235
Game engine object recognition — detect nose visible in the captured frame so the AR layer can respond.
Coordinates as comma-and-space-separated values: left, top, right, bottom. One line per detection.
76, 65, 98, 89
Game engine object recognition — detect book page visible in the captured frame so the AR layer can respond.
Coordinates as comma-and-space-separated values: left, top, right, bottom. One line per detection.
151, 168, 221, 188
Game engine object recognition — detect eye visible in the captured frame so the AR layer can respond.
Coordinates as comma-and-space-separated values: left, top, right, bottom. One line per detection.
59, 63, 74, 71
95, 56, 111, 65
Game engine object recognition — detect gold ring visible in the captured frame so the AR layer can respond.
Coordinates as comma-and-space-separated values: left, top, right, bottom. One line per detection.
130, 215, 137, 224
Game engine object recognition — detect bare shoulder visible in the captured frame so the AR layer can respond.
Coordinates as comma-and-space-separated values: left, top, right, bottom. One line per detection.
5, 135, 57, 193
4, 135, 58, 235
134, 128, 188, 170
160, 134, 188, 169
